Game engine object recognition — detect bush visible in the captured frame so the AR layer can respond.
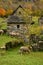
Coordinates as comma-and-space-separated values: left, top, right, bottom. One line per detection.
5, 41, 13, 50
39, 35, 43, 41
5, 39, 24, 50
12, 39, 24, 47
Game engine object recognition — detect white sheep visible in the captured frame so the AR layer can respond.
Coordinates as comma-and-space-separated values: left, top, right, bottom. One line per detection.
19, 46, 32, 55
0, 30, 4, 35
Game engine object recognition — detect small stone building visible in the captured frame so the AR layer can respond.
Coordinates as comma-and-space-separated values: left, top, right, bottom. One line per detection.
7, 5, 30, 39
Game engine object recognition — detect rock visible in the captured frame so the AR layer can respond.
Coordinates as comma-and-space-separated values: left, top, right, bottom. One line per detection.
0, 46, 6, 50
38, 41, 43, 51
31, 43, 39, 51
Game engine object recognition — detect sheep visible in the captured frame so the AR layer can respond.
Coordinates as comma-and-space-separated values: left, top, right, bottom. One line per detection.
0, 30, 4, 35
0, 46, 6, 56
0, 46, 6, 50
19, 46, 32, 55
2, 29, 7, 34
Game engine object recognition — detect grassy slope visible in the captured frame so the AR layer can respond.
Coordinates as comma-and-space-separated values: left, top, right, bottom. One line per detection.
0, 35, 43, 65
0, 48, 43, 65
0, 17, 43, 65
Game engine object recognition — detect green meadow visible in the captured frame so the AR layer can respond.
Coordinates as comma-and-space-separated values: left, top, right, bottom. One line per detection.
0, 17, 43, 65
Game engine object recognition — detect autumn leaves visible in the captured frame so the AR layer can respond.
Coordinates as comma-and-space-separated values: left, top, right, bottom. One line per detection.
0, 8, 13, 17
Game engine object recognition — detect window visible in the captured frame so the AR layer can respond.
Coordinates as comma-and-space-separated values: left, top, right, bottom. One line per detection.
18, 0, 22, 1
17, 25, 20, 29
19, 11, 21, 15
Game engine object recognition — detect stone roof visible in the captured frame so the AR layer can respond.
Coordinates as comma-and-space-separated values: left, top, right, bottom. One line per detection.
11, 5, 25, 15
7, 5, 27, 24
7, 15, 26, 24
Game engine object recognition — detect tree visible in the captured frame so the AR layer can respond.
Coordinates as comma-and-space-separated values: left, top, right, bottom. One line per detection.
6, 9, 13, 17
32, 0, 43, 16
0, 8, 6, 17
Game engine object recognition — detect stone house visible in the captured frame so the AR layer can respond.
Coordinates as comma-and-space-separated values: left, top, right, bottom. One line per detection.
7, 5, 31, 39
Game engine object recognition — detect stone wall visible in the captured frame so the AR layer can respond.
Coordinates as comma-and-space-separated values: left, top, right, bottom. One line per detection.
7, 24, 27, 34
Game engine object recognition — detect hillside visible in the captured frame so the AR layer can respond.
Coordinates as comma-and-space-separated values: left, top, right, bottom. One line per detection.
0, 0, 43, 16
0, 0, 43, 10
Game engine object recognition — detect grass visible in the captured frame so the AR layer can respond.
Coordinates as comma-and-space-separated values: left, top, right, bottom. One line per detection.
0, 35, 43, 65
0, 34, 18, 47
0, 49, 43, 65
0, 18, 7, 29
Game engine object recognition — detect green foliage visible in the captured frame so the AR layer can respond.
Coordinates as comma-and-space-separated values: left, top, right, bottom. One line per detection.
40, 35, 43, 41
0, 0, 43, 16
11, 38, 24, 47
29, 26, 41, 35
0, 18, 7, 29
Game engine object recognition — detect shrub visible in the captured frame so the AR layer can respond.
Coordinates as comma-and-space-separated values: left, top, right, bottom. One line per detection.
12, 39, 24, 47
5, 41, 13, 50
